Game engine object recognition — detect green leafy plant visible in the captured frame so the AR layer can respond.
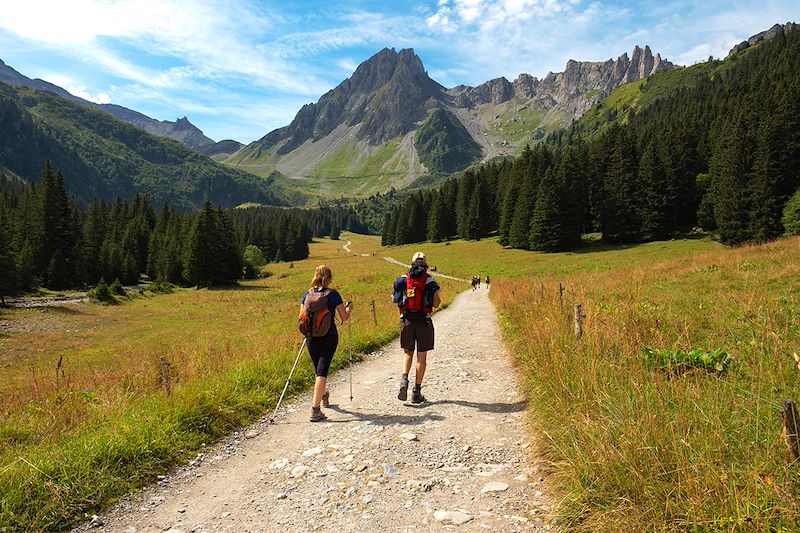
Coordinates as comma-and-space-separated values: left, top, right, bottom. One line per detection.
643, 346, 731, 374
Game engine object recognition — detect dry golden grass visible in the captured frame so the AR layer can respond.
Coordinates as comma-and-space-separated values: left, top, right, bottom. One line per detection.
491, 236, 800, 531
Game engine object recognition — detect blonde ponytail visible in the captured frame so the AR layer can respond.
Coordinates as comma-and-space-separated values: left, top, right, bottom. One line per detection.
310, 265, 332, 289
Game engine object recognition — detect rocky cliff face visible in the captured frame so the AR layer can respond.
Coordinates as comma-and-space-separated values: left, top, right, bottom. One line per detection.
0, 58, 217, 151
257, 48, 446, 154
726, 22, 798, 58
447, 45, 675, 116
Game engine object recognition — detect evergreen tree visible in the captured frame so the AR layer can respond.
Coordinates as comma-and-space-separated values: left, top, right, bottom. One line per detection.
711, 116, 752, 244
601, 126, 641, 243
40, 165, 76, 287
529, 168, 564, 251
381, 212, 395, 246
426, 192, 447, 242
0, 203, 16, 305
638, 139, 670, 240
782, 188, 800, 236
747, 113, 787, 241
183, 201, 217, 287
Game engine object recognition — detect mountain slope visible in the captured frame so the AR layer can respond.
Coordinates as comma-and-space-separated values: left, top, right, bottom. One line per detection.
0, 58, 234, 152
229, 45, 675, 198
0, 82, 284, 209
414, 108, 483, 173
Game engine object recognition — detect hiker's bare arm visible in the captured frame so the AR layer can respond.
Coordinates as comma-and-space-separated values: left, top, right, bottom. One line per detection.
433, 291, 441, 308
337, 302, 351, 321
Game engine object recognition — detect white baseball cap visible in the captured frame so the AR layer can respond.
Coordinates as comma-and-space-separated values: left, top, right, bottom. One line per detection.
411, 251, 426, 264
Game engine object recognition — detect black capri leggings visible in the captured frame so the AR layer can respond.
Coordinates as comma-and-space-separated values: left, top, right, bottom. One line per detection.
307, 334, 338, 377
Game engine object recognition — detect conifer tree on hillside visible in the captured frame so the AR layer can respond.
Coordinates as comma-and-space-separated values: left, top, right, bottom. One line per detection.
381, 212, 395, 246
40, 167, 77, 288
555, 149, 584, 247
183, 201, 218, 287
426, 192, 447, 242
497, 182, 519, 246
638, 139, 670, 240
710, 116, 752, 245
529, 168, 564, 251
455, 171, 476, 238
0, 202, 17, 305
601, 126, 641, 243
747, 105, 794, 241
464, 178, 490, 240
80, 201, 106, 284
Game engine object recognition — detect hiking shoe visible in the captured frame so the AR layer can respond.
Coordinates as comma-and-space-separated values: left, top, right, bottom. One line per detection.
310, 407, 327, 422
321, 391, 330, 408
398, 377, 409, 401
411, 386, 426, 404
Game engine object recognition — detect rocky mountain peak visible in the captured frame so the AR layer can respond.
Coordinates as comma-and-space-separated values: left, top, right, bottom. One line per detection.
258, 47, 445, 152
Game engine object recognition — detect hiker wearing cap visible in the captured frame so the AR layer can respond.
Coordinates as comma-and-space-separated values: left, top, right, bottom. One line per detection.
392, 252, 441, 403
299, 265, 351, 422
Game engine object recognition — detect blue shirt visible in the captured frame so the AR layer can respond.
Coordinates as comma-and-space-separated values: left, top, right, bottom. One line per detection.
301, 288, 344, 336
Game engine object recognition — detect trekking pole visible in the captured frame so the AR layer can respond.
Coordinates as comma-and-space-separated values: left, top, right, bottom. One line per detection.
270, 337, 307, 423
348, 311, 354, 401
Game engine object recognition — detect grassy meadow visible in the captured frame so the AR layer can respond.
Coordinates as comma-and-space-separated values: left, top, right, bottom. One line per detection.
0, 233, 460, 531
3, 231, 799, 531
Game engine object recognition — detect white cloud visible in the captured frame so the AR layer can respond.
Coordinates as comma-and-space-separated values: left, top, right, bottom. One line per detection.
0, 0, 326, 96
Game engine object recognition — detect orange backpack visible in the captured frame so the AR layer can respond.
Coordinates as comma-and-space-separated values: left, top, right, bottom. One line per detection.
298, 289, 332, 337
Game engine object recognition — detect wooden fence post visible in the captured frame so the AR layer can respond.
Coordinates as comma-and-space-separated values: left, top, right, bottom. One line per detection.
371, 299, 378, 326
559, 283, 564, 310
783, 400, 800, 461
540, 284, 544, 301
159, 356, 171, 396
574, 304, 583, 340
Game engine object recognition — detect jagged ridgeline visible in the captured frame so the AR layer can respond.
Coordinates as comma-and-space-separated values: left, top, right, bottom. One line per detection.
384, 23, 800, 249
227, 44, 673, 199
0, 83, 285, 209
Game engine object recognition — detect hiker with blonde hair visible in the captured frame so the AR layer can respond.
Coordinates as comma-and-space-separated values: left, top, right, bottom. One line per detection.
299, 265, 351, 421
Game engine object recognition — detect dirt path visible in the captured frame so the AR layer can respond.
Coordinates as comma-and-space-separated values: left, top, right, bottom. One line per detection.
74, 288, 554, 533
382, 256, 468, 283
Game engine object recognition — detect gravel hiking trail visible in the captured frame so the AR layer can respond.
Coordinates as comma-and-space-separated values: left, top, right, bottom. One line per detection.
74, 287, 555, 533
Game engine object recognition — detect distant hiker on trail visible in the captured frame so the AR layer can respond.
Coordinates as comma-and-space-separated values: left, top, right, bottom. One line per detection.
476, 276, 481, 288
299, 265, 351, 422
471, 277, 477, 291
393, 252, 441, 403
485, 275, 490, 290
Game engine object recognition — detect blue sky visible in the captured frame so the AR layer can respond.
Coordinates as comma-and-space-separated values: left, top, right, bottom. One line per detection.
0, 0, 797, 144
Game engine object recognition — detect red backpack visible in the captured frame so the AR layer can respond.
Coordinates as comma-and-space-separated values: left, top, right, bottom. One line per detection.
299, 289, 332, 337
402, 273, 432, 319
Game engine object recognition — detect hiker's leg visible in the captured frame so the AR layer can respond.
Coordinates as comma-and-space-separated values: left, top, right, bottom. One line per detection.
415, 351, 427, 384
402, 349, 414, 375
312, 376, 327, 408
